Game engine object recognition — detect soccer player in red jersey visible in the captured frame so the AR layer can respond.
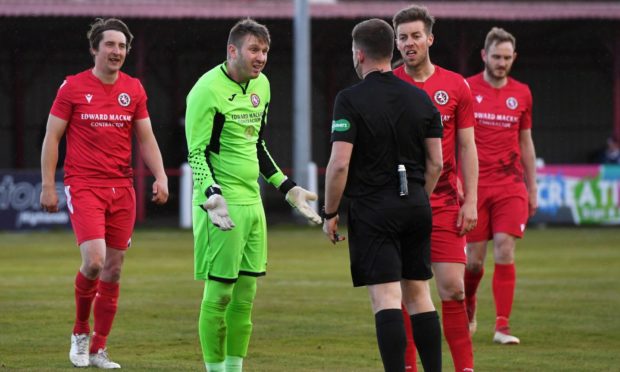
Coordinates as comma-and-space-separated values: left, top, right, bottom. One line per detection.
464, 27, 538, 345
393, 5, 478, 372
40, 18, 169, 368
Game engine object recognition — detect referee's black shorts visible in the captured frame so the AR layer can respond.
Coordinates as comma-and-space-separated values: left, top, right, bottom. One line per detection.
346, 183, 433, 287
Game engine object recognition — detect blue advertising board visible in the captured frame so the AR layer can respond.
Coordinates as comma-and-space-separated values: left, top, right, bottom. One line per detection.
0, 170, 70, 230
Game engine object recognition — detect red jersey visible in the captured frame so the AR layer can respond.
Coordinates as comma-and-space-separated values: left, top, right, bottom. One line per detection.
50, 69, 149, 187
394, 65, 475, 207
466, 72, 532, 187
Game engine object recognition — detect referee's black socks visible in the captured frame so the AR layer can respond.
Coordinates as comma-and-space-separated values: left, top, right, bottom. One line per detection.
411, 310, 442, 372
374, 309, 406, 372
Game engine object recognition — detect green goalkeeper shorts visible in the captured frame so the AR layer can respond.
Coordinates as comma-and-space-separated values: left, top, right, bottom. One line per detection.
192, 202, 267, 282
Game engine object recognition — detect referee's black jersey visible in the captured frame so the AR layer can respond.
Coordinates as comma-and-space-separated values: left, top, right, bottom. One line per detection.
331, 71, 443, 198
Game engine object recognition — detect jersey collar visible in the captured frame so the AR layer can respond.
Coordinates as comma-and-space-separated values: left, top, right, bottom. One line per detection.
219, 62, 251, 95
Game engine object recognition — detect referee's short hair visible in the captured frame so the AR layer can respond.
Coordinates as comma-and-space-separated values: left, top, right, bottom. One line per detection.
352, 19, 394, 61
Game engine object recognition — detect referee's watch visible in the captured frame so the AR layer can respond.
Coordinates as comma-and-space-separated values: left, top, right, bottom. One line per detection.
321, 206, 338, 220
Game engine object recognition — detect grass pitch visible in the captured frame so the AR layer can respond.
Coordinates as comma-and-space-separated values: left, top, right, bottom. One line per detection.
0, 226, 619, 371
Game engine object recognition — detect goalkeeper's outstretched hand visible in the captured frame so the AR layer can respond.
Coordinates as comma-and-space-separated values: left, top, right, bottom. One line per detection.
285, 186, 322, 225
202, 194, 235, 231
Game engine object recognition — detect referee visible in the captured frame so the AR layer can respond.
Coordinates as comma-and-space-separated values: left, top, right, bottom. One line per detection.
322, 19, 443, 371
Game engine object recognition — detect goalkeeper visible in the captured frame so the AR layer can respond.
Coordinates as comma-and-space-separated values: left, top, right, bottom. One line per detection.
185, 18, 321, 372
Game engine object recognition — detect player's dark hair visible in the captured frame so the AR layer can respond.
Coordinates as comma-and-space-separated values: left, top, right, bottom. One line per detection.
352, 19, 394, 61
228, 18, 271, 49
392, 4, 435, 35
87, 18, 133, 53
484, 27, 516, 51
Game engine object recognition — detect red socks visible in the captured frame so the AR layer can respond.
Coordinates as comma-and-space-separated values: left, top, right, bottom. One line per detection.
90, 281, 120, 353
464, 267, 484, 322
442, 300, 474, 371
404, 302, 474, 371
402, 305, 417, 372
493, 263, 515, 330
73, 271, 99, 335
73, 272, 121, 353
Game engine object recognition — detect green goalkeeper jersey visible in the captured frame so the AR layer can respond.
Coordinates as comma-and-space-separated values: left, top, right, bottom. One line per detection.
185, 62, 287, 205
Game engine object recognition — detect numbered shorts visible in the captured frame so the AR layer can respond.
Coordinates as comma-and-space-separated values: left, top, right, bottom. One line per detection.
192, 202, 267, 282
347, 184, 433, 287
466, 183, 529, 242
431, 204, 467, 264
64, 185, 136, 249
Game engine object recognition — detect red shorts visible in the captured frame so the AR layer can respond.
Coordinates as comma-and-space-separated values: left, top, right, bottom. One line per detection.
431, 204, 466, 263
64, 185, 136, 249
466, 183, 529, 243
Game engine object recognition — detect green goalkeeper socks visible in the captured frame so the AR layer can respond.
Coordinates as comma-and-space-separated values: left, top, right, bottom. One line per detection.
199, 276, 257, 366
226, 275, 257, 357
199, 279, 233, 363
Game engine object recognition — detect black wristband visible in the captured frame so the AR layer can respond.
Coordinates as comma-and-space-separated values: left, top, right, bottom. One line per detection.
321, 206, 338, 220
278, 178, 297, 194
205, 185, 222, 198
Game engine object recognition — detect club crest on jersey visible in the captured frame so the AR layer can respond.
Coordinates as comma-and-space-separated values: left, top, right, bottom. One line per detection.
506, 97, 518, 110
250, 94, 260, 107
434, 90, 449, 106
244, 126, 255, 140
118, 93, 131, 107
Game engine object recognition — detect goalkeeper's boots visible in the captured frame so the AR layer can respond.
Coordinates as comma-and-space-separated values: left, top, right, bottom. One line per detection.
69, 333, 90, 367
89, 348, 121, 369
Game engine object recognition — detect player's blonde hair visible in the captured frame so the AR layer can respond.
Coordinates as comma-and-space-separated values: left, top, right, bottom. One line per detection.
484, 27, 516, 51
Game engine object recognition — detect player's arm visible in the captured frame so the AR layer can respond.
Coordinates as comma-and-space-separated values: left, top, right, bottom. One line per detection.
323, 141, 352, 244
323, 92, 356, 243
519, 129, 538, 217
185, 83, 235, 230
256, 110, 291, 193
40, 114, 67, 213
424, 104, 444, 196
424, 137, 443, 196
256, 104, 321, 224
185, 83, 218, 195
134, 118, 169, 205
457, 126, 479, 235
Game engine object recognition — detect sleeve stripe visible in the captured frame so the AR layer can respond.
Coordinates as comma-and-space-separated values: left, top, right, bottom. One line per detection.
209, 112, 225, 155
256, 102, 281, 179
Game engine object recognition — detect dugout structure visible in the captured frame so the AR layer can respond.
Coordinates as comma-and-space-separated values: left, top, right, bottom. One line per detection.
1, 0, 620, 222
